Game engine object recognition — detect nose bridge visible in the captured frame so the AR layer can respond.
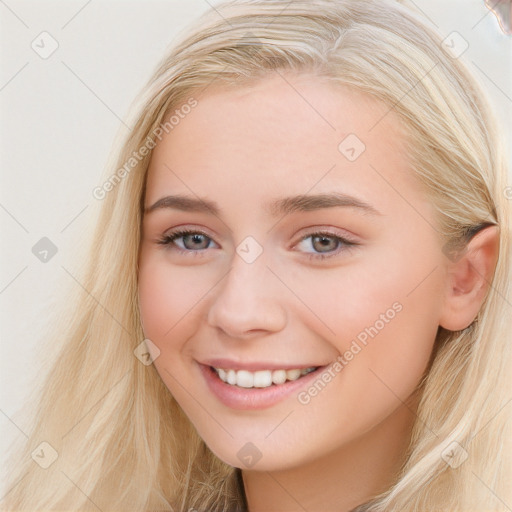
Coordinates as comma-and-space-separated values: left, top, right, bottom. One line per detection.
206, 247, 287, 337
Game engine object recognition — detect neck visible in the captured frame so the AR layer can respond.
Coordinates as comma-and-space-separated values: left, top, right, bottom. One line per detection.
241, 399, 417, 512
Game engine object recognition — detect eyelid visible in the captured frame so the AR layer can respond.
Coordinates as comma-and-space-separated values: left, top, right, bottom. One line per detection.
158, 225, 218, 242
292, 225, 359, 245
291, 223, 359, 246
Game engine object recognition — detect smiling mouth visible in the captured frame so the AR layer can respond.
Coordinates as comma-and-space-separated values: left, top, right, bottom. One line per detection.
211, 366, 318, 389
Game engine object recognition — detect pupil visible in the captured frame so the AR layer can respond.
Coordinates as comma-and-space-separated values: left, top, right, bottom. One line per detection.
314, 236, 335, 252
188, 234, 206, 248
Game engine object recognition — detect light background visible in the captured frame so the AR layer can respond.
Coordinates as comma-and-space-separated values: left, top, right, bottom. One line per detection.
1, 0, 511, 494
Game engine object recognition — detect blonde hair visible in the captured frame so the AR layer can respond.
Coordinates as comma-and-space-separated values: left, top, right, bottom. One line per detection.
3, 0, 511, 510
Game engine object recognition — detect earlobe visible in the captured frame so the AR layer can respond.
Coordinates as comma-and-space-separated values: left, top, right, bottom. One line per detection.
439, 225, 500, 331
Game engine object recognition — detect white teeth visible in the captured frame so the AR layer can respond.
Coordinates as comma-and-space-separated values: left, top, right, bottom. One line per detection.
236, 370, 254, 388
227, 369, 237, 385
272, 369, 287, 385
254, 370, 272, 388
213, 366, 318, 389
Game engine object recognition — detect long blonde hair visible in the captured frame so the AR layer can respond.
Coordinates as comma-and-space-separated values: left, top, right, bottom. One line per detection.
3, 0, 511, 510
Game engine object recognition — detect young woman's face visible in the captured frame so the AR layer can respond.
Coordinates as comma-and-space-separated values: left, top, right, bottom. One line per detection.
138, 73, 449, 471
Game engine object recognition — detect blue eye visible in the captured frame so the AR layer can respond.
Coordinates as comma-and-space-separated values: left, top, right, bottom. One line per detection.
296, 231, 359, 260
156, 229, 359, 260
156, 229, 216, 256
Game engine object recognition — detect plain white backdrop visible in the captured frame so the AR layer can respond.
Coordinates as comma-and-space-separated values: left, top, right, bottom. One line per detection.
1, 0, 511, 495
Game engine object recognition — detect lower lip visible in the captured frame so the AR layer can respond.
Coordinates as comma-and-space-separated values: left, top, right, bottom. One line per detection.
199, 364, 327, 410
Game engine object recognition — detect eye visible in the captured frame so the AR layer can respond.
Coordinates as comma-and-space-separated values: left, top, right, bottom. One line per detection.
294, 230, 359, 261
156, 228, 218, 256
156, 227, 359, 261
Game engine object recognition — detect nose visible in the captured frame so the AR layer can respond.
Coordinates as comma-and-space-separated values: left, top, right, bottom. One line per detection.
206, 252, 288, 340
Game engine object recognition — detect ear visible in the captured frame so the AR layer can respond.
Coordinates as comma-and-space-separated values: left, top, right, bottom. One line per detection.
439, 225, 500, 331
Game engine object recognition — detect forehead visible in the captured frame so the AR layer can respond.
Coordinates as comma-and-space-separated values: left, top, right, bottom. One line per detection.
144, 72, 427, 221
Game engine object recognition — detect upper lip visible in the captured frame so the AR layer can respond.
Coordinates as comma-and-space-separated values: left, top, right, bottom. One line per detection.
200, 358, 328, 371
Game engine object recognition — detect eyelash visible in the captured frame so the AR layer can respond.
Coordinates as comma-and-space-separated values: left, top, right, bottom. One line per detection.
156, 228, 359, 261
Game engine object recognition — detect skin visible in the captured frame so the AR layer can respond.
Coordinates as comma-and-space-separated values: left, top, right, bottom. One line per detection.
137, 72, 499, 511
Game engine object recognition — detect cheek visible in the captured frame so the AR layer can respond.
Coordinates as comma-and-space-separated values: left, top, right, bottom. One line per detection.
138, 254, 204, 399
291, 249, 443, 411
138, 251, 201, 345
335, 237, 441, 433
284, 274, 441, 460
138, 264, 175, 340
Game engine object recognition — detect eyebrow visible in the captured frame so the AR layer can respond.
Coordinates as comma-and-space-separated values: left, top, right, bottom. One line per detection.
144, 192, 382, 217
